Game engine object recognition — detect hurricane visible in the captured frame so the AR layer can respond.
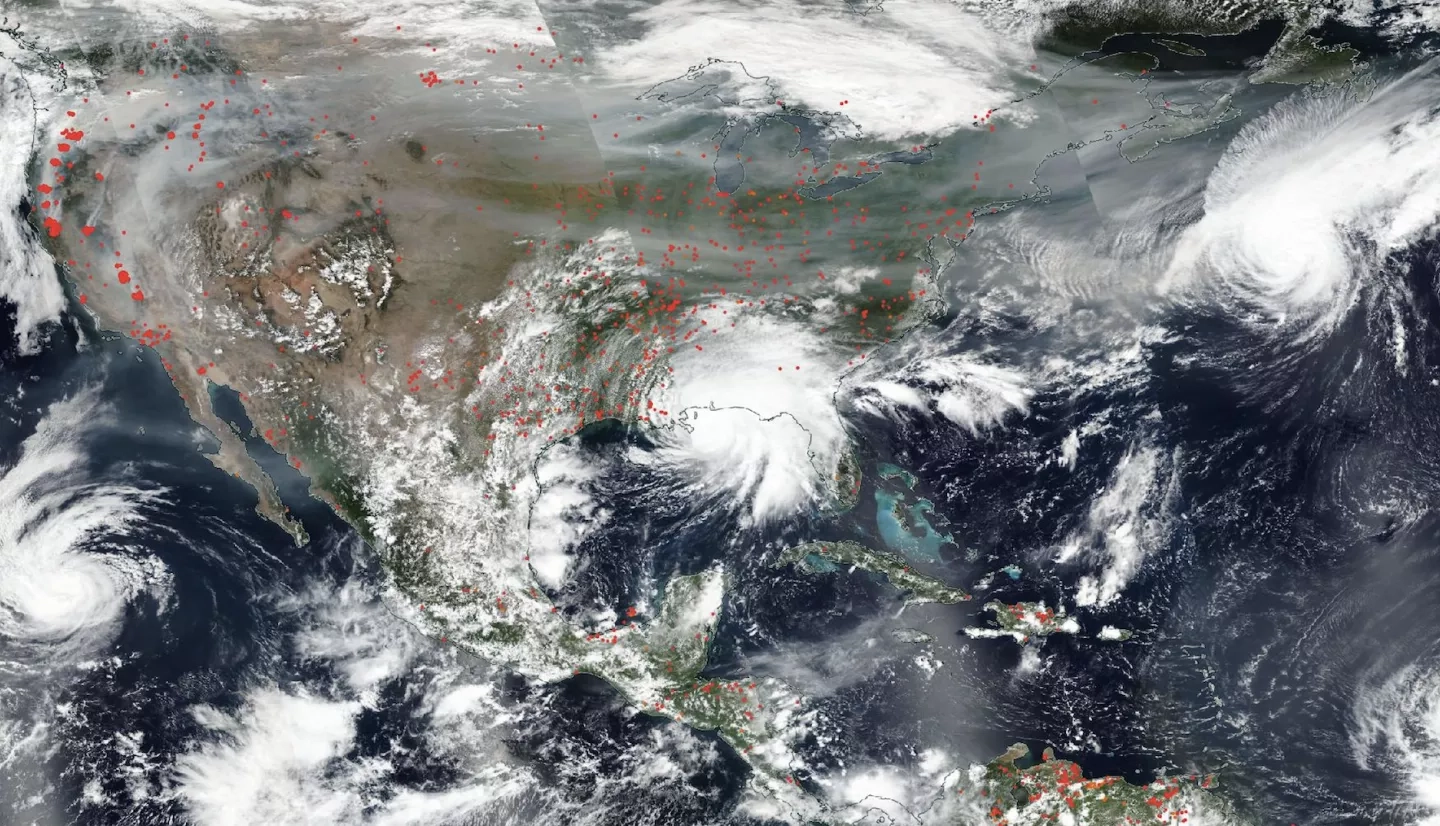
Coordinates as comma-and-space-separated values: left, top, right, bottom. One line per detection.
1352, 657, 1440, 824
0, 390, 170, 657
7, 1, 1440, 824
1162, 64, 1440, 339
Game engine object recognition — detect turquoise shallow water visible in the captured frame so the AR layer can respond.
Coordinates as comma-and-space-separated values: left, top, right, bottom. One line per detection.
876, 462, 918, 490
874, 486, 952, 563
801, 553, 841, 573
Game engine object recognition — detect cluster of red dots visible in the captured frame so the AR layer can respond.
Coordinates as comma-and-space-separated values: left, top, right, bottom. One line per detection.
38, 29, 1103, 653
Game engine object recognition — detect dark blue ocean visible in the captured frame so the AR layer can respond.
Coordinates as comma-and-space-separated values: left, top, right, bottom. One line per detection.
8, 135, 1440, 826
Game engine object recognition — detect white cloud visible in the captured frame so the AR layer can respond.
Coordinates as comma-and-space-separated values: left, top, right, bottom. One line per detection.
602, 0, 1022, 140
651, 313, 849, 524
176, 690, 366, 826
288, 580, 422, 702
1350, 662, 1440, 826
0, 51, 67, 355
849, 354, 1032, 435
528, 444, 611, 589
0, 390, 170, 655
1058, 444, 1175, 608
59, 0, 552, 46
1162, 71, 1440, 337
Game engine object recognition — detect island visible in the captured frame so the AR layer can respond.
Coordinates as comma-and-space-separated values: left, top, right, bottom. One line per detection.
966, 601, 1079, 643
775, 540, 969, 605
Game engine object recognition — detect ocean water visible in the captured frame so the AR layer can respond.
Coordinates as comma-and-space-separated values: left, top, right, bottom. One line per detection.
9, 18, 1440, 825
0, 298, 756, 826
